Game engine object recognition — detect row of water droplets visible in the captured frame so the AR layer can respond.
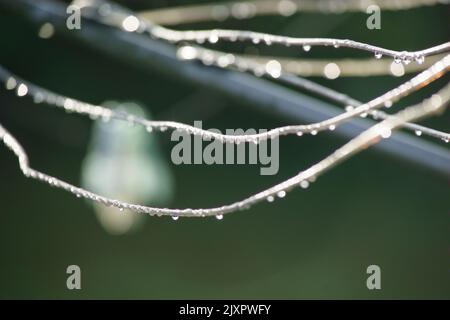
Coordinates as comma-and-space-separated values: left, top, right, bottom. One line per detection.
7, 71, 444, 147
2, 73, 364, 145
93, 3, 434, 69
0, 76, 325, 221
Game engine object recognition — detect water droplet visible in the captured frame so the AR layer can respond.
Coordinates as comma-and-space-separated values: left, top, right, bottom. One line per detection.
264, 37, 272, 45
300, 180, 309, 189
384, 100, 393, 108
267, 196, 275, 202
38, 22, 55, 39
402, 57, 412, 65
216, 214, 223, 220
33, 92, 45, 103
195, 38, 206, 44
380, 128, 392, 139
302, 45, 311, 52
16, 84, 28, 97
360, 113, 368, 118
328, 125, 336, 131
333, 42, 340, 48
5, 77, 17, 90
374, 52, 383, 59
296, 132, 304, 137
172, 216, 179, 221
415, 130, 422, 136
277, 190, 286, 198
311, 130, 318, 136
160, 126, 167, 132
119, 207, 124, 212
208, 33, 219, 44
345, 106, 354, 112
415, 55, 425, 65
442, 138, 449, 143
122, 15, 140, 32
324, 63, 341, 79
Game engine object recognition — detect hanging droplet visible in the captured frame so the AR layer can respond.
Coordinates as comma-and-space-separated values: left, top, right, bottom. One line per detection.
160, 126, 168, 132
16, 83, 28, 97
33, 92, 45, 103
122, 15, 140, 32
277, 190, 286, 198
119, 207, 124, 212
380, 128, 392, 139
196, 38, 206, 44
415, 130, 422, 137
415, 55, 425, 65
302, 45, 311, 52
146, 126, 153, 133
374, 52, 383, 59
296, 132, 304, 137
5, 77, 17, 90
328, 125, 336, 131
172, 216, 179, 221
384, 100, 393, 108
264, 37, 272, 45
267, 196, 275, 202
216, 214, 223, 220
299, 180, 309, 189
208, 32, 219, 44
402, 57, 412, 65
311, 130, 318, 136
360, 113, 368, 118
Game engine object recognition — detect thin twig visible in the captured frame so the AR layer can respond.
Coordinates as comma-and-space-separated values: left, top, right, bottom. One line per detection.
78, 0, 450, 61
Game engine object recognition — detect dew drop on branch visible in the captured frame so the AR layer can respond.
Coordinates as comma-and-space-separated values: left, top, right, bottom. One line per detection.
415, 56, 425, 65
299, 180, 309, 189
277, 191, 286, 198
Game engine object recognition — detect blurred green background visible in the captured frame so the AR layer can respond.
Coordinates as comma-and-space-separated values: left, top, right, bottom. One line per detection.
0, 0, 449, 299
